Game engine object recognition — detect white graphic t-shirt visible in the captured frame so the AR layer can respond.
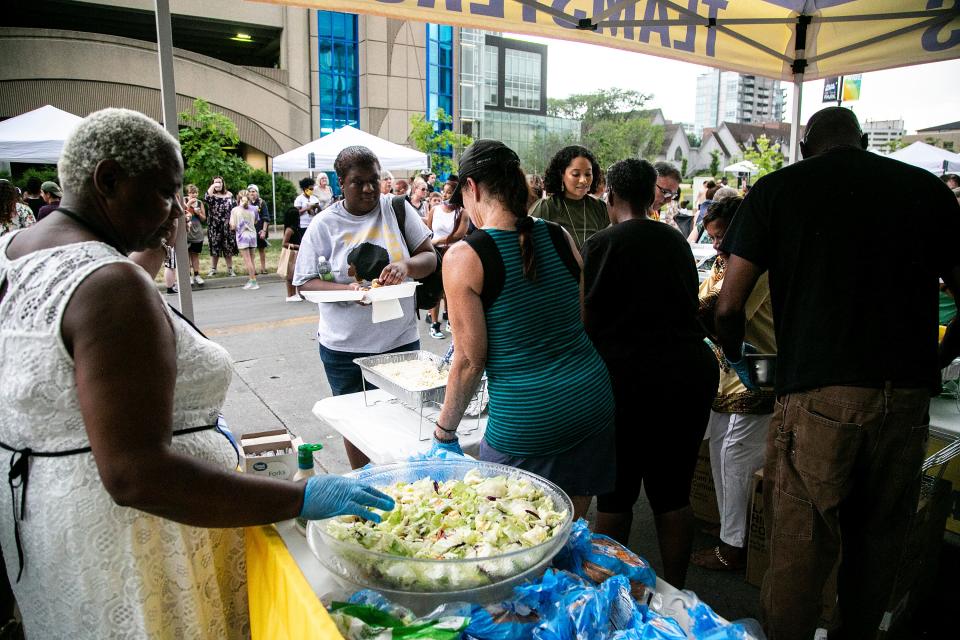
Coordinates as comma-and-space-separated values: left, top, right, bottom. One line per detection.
293, 194, 431, 353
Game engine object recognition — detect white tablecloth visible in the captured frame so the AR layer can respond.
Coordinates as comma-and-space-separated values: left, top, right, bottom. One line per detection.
312, 389, 487, 464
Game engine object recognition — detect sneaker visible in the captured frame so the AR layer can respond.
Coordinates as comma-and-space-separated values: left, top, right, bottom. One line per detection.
207, 269, 216, 277
228, 269, 237, 277
166, 286, 178, 294
194, 274, 204, 286
444, 321, 452, 333
430, 323, 445, 339
442, 311, 449, 322
242, 280, 253, 290
285, 295, 302, 303
248, 281, 260, 290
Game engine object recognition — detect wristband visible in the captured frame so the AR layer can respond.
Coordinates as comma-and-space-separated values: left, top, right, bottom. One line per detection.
436, 422, 458, 434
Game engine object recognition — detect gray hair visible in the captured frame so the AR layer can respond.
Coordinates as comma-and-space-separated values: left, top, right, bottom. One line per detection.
713, 187, 740, 202
58, 108, 181, 200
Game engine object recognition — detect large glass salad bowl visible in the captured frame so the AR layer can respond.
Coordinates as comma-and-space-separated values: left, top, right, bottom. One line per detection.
306, 459, 573, 605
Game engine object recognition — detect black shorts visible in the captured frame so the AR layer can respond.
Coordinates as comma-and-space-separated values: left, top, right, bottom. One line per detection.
479, 422, 616, 498
596, 343, 719, 515
188, 242, 204, 254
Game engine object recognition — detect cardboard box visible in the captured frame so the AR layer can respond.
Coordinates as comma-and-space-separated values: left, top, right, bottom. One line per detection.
690, 438, 720, 525
240, 429, 303, 481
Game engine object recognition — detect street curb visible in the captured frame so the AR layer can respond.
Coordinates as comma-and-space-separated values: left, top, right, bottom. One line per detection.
157, 273, 285, 292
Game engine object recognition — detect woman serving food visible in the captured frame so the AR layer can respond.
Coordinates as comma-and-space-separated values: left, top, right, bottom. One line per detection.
430, 140, 616, 520
0, 109, 393, 638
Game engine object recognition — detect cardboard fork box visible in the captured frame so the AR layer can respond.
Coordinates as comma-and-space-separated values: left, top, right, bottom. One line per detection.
240, 429, 304, 480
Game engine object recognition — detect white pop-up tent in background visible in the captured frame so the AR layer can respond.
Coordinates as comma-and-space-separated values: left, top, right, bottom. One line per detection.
886, 141, 960, 175
272, 125, 429, 174
0, 105, 83, 165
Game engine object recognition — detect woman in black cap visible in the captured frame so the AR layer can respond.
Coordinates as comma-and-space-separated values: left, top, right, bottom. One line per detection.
432, 140, 616, 519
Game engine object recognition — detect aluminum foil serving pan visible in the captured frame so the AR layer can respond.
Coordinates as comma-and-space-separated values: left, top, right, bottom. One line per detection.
306, 459, 574, 612
354, 350, 450, 407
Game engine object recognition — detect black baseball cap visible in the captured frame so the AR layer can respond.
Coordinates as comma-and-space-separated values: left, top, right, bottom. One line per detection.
449, 140, 520, 207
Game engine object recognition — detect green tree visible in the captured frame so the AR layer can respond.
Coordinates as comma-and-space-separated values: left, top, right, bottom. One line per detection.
708, 149, 721, 177
245, 168, 297, 224
547, 88, 653, 122
742, 135, 784, 178
520, 129, 579, 175
408, 108, 472, 175
12, 166, 59, 191
686, 132, 701, 147
178, 98, 250, 191
548, 88, 664, 169
884, 138, 908, 153
680, 157, 688, 179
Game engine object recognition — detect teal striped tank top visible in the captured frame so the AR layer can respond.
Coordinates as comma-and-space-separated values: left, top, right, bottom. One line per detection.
481, 219, 615, 457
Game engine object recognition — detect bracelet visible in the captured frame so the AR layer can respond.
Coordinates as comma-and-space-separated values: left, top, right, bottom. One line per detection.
436, 422, 457, 433
434, 432, 459, 444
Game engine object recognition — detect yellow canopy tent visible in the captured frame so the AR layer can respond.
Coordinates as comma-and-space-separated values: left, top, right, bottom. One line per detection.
260, 0, 960, 82
153, 0, 959, 318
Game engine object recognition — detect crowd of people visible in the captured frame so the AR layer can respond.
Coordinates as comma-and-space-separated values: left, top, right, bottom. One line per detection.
0, 105, 957, 639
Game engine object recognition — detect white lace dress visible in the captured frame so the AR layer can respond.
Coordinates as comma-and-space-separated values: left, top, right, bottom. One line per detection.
0, 233, 249, 639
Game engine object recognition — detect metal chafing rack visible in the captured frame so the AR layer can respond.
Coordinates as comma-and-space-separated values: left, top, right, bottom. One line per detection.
353, 350, 486, 440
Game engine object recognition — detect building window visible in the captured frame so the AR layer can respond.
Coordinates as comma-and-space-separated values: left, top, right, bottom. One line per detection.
484, 45, 499, 106
426, 24, 454, 119
503, 48, 541, 111
317, 11, 358, 136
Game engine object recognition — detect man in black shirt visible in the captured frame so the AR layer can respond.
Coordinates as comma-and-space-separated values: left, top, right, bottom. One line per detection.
716, 107, 960, 640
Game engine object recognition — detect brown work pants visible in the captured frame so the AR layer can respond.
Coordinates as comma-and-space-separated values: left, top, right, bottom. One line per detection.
761, 384, 930, 640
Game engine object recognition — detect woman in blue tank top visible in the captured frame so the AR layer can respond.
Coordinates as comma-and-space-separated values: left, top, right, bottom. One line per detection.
432, 140, 616, 519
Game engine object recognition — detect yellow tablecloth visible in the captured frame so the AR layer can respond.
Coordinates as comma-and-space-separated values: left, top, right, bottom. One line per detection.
245, 525, 344, 640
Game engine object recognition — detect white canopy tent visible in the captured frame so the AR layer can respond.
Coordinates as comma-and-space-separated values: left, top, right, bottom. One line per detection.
723, 160, 760, 175
886, 141, 960, 175
0, 105, 83, 164
272, 125, 428, 173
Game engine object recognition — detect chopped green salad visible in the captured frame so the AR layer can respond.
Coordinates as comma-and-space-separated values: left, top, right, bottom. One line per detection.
326, 469, 567, 561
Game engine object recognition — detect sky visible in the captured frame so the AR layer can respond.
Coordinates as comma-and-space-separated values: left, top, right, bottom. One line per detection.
509, 34, 960, 134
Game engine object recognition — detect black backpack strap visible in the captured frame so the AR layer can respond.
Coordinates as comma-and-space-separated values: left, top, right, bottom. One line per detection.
392, 195, 408, 246
462, 229, 505, 311
543, 219, 581, 282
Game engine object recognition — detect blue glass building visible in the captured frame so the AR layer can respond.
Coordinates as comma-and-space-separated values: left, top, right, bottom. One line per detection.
317, 11, 359, 136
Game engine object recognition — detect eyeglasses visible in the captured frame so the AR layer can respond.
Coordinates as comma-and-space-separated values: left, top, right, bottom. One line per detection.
657, 185, 678, 200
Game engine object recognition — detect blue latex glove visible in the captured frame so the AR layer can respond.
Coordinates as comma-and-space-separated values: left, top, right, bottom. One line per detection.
429, 436, 464, 457
725, 342, 759, 392
300, 475, 395, 522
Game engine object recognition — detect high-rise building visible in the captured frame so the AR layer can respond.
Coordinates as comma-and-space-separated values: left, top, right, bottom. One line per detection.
694, 69, 785, 138
861, 118, 905, 153
459, 29, 579, 165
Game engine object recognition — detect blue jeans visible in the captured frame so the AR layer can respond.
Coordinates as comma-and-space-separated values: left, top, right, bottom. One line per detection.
318, 340, 420, 396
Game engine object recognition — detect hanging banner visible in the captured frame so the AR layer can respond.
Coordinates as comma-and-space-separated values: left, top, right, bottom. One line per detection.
822, 77, 840, 103
257, 1, 960, 81
842, 74, 862, 102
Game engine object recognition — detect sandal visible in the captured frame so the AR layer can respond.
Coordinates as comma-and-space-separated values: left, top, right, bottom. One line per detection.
691, 545, 746, 571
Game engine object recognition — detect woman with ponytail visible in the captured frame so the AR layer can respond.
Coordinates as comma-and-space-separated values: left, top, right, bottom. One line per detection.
581, 158, 719, 588
431, 140, 616, 520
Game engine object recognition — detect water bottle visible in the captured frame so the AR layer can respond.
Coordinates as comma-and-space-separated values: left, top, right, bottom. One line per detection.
317, 256, 335, 282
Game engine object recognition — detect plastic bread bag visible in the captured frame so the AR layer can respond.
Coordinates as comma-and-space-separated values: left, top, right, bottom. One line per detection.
464, 601, 540, 640
553, 519, 657, 600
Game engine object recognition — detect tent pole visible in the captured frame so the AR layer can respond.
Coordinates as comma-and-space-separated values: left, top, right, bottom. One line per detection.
789, 76, 803, 164
271, 171, 277, 228
154, 0, 194, 322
